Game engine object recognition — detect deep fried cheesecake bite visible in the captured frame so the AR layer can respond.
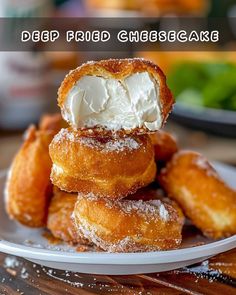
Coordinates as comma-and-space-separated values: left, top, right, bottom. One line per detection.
150, 130, 178, 162
49, 128, 156, 199
5, 125, 53, 227
159, 151, 236, 239
47, 188, 89, 244
58, 58, 174, 135
73, 187, 184, 252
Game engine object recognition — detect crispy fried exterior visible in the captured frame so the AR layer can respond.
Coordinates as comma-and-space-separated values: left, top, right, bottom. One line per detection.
73, 188, 184, 252
49, 128, 156, 199
150, 130, 178, 162
58, 58, 174, 135
47, 188, 88, 244
5, 126, 54, 227
39, 113, 67, 134
159, 151, 236, 239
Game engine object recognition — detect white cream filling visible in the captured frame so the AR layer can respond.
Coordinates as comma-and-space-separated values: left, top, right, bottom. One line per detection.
63, 72, 162, 131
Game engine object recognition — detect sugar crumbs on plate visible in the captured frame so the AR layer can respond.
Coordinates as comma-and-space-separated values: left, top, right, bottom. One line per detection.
76, 245, 89, 252
42, 231, 62, 245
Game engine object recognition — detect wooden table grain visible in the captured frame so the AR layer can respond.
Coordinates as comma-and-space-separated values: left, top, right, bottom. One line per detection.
0, 122, 236, 294
0, 250, 236, 294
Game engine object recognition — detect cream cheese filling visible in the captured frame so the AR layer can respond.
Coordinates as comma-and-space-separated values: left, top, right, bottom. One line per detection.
62, 72, 162, 131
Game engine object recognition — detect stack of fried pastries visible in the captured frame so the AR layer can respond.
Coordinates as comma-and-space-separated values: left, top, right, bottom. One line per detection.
48, 58, 185, 252
5, 113, 236, 251
48, 129, 185, 251
5, 58, 236, 253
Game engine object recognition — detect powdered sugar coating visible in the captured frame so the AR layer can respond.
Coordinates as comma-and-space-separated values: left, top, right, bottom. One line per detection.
81, 192, 170, 222
75, 218, 179, 253
109, 199, 169, 221
74, 192, 183, 252
53, 128, 141, 153
83, 192, 169, 221
79, 136, 140, 152
53, 128, 75, 143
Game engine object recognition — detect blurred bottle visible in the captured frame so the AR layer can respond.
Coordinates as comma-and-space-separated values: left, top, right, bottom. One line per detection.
0, 0, 54, 130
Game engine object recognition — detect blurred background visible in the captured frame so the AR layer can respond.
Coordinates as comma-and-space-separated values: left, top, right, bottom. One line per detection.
0, 0, 236, 169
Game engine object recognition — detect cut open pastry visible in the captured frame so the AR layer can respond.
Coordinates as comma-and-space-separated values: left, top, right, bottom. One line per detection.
58, 58, 174, 134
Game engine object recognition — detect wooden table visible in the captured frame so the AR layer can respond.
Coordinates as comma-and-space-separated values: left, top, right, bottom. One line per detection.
0, 121, 236, 294
0, 250, 235, 294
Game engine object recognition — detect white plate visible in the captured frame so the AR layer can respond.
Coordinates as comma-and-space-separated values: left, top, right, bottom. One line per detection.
0, 162, 235, 275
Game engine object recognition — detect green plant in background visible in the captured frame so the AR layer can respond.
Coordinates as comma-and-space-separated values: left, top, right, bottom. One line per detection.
168, 61, 236, 111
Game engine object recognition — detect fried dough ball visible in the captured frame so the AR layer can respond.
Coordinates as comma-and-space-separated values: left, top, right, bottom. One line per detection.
5, 125, 54, 227
47, 188, 88, 244
49, 128, 156, 199
39, 113, 67, 134
73, 188, 184, 252
150, 130, 178, 162
159, 151, 236, 239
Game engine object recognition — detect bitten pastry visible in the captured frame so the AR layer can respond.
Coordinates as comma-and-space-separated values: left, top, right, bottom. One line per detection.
159, 151, 236, 239
150, 130, 178, 162
5, 125, 53, 227
73, 188, 184, 252
58, 58, 174, 134
49, 128, 156, 199
47, 188, 88, 244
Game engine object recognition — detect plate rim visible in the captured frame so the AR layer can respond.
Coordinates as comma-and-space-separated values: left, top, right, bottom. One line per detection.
0, 234, 235, 265
0, 163, 236, 266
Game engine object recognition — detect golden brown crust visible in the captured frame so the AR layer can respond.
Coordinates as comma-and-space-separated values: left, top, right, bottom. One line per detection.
58, 58, 174, 132
49, 128, 156, 199
39, 113, 67, 134
159, 151, 236, 239
5, 125, 54, 227
47, 187, 89, 244
150, 130, 178, 162
73, 188, 184, 252
59, 126, 154, 137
